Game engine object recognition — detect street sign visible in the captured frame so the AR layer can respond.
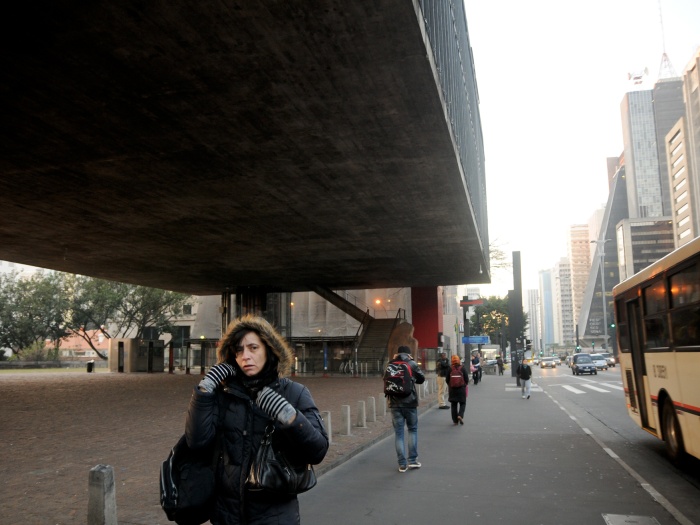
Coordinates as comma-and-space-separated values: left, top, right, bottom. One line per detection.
462, 336, 490, 344
459, 299, 484, 306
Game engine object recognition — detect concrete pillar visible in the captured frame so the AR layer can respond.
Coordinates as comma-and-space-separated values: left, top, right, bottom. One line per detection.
321, 410, 332, 445
379, 396, 387, 418
340, 405, 351, 436
367, 396, 376, 422
356, 400, 366, 428
88, 464, 117, 525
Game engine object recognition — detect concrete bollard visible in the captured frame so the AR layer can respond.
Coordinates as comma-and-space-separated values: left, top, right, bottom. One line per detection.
356, 400, 367, 428
379, 396, 387, 418
341, 405, 352, 436
88, 464, 117, 525
367, 396, 376, 422
321, 410, 332, 445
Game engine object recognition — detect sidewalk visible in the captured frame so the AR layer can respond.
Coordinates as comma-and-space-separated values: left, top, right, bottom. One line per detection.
300, 372, 682, 525
0, 370, 427, 525
0, 370, 683, 525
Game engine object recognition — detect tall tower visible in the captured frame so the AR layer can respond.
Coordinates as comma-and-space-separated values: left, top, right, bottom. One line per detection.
568, 224, 590, 327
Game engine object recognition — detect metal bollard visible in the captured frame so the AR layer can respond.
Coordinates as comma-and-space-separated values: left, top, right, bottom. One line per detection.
356, 401, 367, 428
88, 464, 117, 525
340, 405, 352, 436
321, 411, 332, 445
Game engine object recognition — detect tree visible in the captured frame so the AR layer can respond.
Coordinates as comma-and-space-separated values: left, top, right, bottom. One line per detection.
467, 295, 528, 345
0, 271, 68, 358
1, 271, 191, 360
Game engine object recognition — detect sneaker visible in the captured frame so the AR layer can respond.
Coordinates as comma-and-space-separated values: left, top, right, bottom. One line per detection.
527, 395, 531, 399
522, 395, 526, 399
439, 405, 449, 409
408, 462, 421, 469
398, 465, 408, 473
458, 416, 464, 425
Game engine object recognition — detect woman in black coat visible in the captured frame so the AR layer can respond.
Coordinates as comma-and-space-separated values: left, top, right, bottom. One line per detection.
447, 355, 470, 425
186, 315, 329, 525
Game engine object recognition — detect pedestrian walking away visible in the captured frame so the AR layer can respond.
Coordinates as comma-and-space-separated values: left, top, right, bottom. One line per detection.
384, 346, 426, 472
436, 352, 450, 409
447, 355, 469, 425
185, 315, 329, 524
496, 355, 504, 375
471, 352, 482, 384
516, 358, 532, 399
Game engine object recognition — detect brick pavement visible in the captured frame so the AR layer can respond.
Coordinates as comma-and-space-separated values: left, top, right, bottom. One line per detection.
0, 370, 437, 525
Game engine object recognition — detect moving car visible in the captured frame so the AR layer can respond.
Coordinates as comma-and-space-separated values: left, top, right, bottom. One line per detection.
590, 353, 608, 370
540, 357, 558, 368
599, 352, 616, 367
571, 353, 597, 375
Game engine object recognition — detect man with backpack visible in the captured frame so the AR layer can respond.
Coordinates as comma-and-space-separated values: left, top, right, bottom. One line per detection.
384, 346, 425, 473
447, 355, 469, 425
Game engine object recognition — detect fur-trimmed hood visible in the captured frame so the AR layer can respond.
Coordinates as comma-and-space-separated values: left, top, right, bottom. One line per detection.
217, 315, 294, 377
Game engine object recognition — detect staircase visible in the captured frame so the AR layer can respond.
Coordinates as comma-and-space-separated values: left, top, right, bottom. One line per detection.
355, 318, 399, 372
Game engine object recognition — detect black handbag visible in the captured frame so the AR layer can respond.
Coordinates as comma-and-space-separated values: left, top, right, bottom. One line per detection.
160, 394, 230, 525
246, 423, 317, 495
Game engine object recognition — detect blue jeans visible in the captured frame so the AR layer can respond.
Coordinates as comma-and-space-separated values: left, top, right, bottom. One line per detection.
391, 407, 418, 466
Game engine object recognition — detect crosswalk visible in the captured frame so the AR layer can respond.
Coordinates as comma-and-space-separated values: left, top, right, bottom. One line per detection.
505, 380, 624, 395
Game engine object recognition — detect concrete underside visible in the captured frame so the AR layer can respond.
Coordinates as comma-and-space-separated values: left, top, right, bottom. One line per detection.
0, 0, 489, 295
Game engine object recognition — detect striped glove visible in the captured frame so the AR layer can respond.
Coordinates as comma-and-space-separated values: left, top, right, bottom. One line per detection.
256, 386, 297, 425
198, 363, 235, 393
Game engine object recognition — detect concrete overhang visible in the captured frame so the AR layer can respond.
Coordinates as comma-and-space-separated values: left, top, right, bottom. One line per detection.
0, 1, 489, 295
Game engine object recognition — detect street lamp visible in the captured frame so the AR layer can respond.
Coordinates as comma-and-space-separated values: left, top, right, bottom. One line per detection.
374, 299, 388, 318
591, 239, 610, 350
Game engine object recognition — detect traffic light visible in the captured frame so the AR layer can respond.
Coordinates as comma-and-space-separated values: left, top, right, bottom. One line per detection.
525, 339, 532, 351
610, 322, 616, 329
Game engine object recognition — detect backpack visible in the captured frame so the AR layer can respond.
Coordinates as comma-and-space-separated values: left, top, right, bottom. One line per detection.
383, 360, 414, 397
449, 365, 466, 388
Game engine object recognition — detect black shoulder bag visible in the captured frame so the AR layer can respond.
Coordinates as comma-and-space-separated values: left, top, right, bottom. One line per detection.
245, 379, 317, 495
160, 393, 230, 525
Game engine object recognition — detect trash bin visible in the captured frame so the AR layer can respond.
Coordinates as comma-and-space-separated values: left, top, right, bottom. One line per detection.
87, 360, 95, 373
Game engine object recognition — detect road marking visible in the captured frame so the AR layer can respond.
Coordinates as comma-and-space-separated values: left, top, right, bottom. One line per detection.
581, 384, 610, 393
562, 385, 586, 394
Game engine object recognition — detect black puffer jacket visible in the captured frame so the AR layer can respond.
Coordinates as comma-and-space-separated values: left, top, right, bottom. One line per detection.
185, 316, 328, 525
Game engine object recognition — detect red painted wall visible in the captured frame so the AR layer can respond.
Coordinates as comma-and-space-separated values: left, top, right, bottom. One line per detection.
410, 286, 443, 349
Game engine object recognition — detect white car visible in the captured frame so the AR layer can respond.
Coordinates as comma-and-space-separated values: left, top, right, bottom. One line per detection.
590, 353, 608, 371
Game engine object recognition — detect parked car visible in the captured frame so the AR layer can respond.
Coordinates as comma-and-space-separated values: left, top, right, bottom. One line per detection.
590, 353, 608, 370
571, 353, 597, 375
540, 357, 558, 368
599, 352, 616, 367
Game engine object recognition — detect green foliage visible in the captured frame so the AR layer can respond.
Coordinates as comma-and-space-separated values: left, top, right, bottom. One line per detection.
467, 295, 528, 343
0, 271, 191, 360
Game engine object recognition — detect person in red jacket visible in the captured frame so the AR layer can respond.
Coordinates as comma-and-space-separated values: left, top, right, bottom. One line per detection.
447, 355, 470, 425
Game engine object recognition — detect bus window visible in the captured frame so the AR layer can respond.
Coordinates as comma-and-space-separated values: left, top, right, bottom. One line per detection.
670, 264, 700, 307
644, 316, 669, 349
643, 280, 666, 315
671, 306, 700, 346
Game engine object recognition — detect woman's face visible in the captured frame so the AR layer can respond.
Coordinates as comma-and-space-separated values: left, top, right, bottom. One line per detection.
234, 331, 268, 377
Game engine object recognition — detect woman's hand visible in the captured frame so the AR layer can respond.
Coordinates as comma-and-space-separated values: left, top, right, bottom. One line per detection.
256, 386, 297, 425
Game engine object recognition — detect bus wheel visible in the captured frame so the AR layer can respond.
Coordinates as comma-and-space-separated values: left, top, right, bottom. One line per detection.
662, 397, 686, 464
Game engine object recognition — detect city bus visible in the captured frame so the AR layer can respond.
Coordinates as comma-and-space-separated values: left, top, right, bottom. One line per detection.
612, 236, 700, 464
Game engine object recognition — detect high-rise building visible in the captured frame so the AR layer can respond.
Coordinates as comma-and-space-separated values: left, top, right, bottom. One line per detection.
526, 289, 540, 353
568, 224, 590, 327
538, 270, 556, 352
666, 48, 700, 247
554, 258, 574, 345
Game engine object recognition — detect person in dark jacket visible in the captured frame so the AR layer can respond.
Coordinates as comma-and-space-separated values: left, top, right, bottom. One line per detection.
447, 355, 469, 425
186, 315, 329, 525
436, 352, 450, 408
386, 347, 425, 473
516, 358, 533, 399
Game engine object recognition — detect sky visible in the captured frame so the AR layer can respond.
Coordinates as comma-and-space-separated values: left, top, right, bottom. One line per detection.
462, 0, 700, 296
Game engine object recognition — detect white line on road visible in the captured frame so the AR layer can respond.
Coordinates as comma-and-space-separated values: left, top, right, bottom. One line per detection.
581, 384, 611, 393
562, 385, 586, 394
